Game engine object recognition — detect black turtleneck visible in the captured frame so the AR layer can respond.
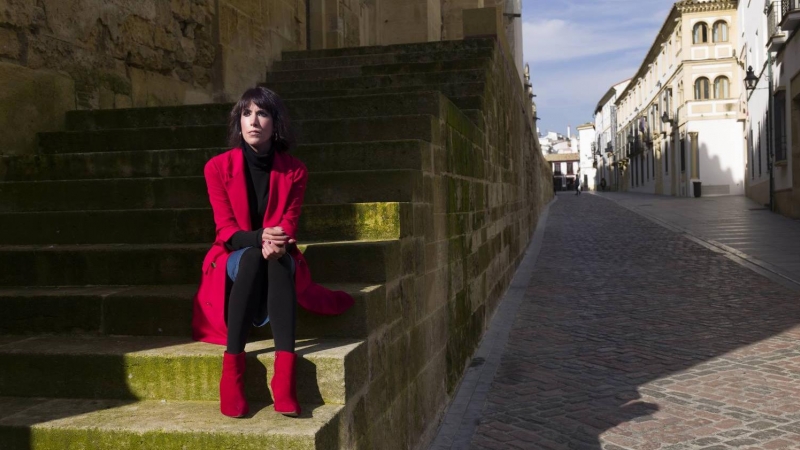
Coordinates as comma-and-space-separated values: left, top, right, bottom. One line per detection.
225, 145, 274, 251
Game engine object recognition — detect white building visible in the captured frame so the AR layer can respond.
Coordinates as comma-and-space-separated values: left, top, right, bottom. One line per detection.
594, 79, 631, 191
614, 0, 745, 198
540, 129, 579, 191
577, 123, 596, 190
742, 0, 800, 216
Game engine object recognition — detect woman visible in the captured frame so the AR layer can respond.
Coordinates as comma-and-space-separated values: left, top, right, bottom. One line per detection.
193, 86, 354, 418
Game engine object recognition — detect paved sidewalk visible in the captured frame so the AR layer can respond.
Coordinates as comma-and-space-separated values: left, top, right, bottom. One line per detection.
443, 193, 800, 450
597, 192, 800, 289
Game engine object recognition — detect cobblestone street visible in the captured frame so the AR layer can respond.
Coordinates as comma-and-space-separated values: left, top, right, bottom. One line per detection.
469, 194, 800, 450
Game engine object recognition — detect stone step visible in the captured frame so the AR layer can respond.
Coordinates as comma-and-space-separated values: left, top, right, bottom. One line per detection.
0, 203, 407, 245
273, 46, 494, 71
39, 115, 436, 154
0, 336, 365, 405
64, 91, 447, 131
0, 140, 428, 182
0, 397, 343, 450
0, 239, 400, 286
0, 170, 417, 212
0, 283, 386, 339
65, 103, 231, 132
265, 58, 490, 83
280, 36, 494, 60
269, 70, 486, 98
277, 82, 486, 101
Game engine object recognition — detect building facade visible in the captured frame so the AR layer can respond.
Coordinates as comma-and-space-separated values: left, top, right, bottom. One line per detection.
614, 0, 744, 198
593, 79, 631, 191
577, 123, 597, 190
742, 0, 800, 216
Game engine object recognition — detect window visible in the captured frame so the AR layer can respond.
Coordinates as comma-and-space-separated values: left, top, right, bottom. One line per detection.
712, 21, 728, 43
652, 148, 655, 178
714, 76, 730, 99
695, 77, 710, 100
641, 153, 645, 184
749, 129, 754, 180
757, 122, 762, 176
680, 137, 686, 173
775, 91, 787, 161
693, 23, 708, 44
665, 142, 669, 174
567, 162, 574, 175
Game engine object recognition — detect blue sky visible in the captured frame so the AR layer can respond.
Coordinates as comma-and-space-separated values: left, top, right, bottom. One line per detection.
521, 0, 677, 136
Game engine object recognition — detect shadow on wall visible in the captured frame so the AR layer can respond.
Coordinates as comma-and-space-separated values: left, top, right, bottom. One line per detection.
476, 195, 800, 448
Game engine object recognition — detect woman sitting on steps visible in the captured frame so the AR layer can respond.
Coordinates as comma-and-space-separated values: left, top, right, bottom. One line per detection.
192, 85, 354, 418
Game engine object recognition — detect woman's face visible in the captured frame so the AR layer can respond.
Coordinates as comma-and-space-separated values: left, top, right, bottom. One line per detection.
240, 101, 274, 152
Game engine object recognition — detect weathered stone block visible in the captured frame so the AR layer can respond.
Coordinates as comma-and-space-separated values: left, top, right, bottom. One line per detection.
0, 62, 74, 155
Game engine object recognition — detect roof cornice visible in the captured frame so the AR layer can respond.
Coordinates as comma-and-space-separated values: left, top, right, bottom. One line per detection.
676, 0, 737, 13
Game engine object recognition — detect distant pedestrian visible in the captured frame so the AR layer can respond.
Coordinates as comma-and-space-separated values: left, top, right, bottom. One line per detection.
600, 177, 607, 191
575, 176, 581, 195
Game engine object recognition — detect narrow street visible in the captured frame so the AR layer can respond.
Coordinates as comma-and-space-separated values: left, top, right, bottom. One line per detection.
469, 194, 800, 450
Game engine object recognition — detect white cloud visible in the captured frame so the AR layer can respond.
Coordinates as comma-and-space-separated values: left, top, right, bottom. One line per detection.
521, 0, 676, 133
522, 19, 656, 63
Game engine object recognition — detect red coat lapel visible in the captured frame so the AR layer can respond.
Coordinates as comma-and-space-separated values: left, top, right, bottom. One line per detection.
224, 148, 252, 231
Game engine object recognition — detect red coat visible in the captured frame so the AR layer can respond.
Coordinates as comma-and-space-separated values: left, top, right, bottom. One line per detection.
192, 148, 354, 345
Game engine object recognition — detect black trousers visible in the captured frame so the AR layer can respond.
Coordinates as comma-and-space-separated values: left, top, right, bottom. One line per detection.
226, 248, 297, 354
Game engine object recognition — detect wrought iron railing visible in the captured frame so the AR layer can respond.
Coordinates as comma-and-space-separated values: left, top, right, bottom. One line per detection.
783, 0, 800, 17
769, 0, 784, 38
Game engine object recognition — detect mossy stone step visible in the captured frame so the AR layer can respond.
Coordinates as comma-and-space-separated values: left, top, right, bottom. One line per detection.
269, 70, 487, 97
277, 82, 486, 101
0, 283, 386, 338
0, 336, 365, 405
39, 115, 436, 154
0, 140, 428, 182
0, 170, 416, 212
39, 125, 227, 155
280, 36, 494, 60
68, 90, 446, 131
64, 91, 448, 132
65, 103, 231, 132
265, 58, 490, 83
0, 239, 400, 286
273, 46, 494, 71
0, 397, 342, 450
0, 203, 406, 245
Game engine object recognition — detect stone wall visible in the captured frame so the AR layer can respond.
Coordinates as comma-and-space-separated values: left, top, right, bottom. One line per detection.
0, 0, 310, 155
372, 7, 550, 448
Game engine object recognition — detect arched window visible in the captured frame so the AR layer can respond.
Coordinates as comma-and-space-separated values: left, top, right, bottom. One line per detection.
713, 21, 728, 42
694, 77, 710, 100
714, 76, 730, 99
693, 23, 708, 44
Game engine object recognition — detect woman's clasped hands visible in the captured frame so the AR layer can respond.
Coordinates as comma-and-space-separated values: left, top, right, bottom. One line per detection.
261, 226, 295, 260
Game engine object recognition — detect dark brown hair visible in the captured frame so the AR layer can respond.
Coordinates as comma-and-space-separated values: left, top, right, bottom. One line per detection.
227, 85, 295, 152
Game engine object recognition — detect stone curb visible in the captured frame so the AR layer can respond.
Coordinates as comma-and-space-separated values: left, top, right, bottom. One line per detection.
427, 196, 556, 450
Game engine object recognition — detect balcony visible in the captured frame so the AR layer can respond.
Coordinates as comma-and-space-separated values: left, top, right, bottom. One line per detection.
782, 0, 800, 30
768, 1, 788, 52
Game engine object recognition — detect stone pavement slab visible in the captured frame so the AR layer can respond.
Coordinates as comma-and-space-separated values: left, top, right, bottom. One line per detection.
446, 193, 800, 449
597, 192, 800, 291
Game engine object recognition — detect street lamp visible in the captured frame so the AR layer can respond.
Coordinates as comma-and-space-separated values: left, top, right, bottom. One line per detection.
744, 66, 758, 92
660, 111, 672, 124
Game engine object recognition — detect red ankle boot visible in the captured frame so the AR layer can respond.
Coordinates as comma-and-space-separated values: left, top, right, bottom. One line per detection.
271, 350, 301, 417
220, 351, 249, 418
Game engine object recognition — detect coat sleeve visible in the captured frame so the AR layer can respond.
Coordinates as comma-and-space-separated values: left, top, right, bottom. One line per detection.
205, 158, 242, 244
278, 162, 308, 241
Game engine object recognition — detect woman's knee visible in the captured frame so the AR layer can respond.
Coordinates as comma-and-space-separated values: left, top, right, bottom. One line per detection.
237, 247, 266, 272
